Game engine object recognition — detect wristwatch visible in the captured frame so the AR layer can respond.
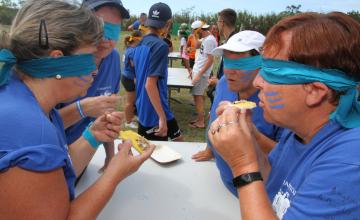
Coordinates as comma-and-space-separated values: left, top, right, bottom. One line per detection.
232, 172, 263, 188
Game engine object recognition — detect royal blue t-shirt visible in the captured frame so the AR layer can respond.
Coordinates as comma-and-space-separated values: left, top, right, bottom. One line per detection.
132, 20, 141, 30
132, 33, 174, 127
0, 74, 76, 200
60, 49, 121, 144
123, 47, 135, 80
208, 75, 283, 197
266, 121, 360, 219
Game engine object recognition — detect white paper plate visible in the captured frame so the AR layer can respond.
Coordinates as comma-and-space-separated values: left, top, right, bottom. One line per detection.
150, 144, 182, 164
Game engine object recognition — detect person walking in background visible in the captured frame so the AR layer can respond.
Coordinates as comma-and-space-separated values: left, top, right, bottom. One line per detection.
131, 2, 183, 141
179, 30, 191, 74
188, 21, 217, 129
122, 30, 142, 129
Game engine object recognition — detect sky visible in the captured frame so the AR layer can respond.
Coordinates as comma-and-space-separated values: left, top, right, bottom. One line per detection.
121, 0, 360, 16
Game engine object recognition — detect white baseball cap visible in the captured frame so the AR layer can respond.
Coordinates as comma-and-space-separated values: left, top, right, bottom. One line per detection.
191, 20, 210, 29
212, 30, 265, 56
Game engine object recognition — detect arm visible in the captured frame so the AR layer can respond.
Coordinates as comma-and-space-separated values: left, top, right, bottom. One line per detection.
0, 141, 154, 220
145, 76, 167, 137
208, 107, 277, 220
58, 96, 119, 129
192, 54, 214, 84
69, 112, 122, 176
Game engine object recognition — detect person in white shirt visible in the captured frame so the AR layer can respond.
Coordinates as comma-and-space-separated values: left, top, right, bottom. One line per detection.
189, 21, 217, 128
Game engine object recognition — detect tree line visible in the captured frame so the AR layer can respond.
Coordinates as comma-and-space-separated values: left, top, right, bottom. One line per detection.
1, 1, 360, 35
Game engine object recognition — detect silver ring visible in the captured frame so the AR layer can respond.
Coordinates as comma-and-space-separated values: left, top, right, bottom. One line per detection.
216, 121, 239, 133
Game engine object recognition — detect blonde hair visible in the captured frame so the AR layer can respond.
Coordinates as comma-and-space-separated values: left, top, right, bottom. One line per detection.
3, 0, 103, 61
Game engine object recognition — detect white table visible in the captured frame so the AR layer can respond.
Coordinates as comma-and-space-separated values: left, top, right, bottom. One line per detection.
167, 68, 193, 104
168, 67, 193, 89
168, 52, 182, 67
76, 141, 240, 220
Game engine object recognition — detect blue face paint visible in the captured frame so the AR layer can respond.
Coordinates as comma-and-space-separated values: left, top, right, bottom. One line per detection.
265, 92, 279, 97
0, 49, 96, 86
267, 98, 283, 103
224, 55, 261, 71
260, 57, 360, 128
104, 22, 121, 41
270, 104, 285, 109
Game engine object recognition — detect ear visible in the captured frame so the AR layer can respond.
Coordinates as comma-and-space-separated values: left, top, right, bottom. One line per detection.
303, 82, 331, 107
49, 50, 64, 58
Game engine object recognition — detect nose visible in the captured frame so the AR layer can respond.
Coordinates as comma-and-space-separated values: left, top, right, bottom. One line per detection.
253, 74, 264, 89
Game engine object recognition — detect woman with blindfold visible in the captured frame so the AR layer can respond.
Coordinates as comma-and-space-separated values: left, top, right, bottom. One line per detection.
209, 12, 360, 219
0, 0, 153, 219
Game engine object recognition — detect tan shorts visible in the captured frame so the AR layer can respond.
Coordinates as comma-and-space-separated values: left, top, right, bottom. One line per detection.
191, 75, 209, 96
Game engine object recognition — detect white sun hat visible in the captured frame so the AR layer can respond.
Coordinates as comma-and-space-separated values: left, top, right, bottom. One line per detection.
212, 30, 265, 56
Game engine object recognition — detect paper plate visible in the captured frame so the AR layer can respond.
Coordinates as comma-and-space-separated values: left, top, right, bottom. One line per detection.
151, 144, 182, 164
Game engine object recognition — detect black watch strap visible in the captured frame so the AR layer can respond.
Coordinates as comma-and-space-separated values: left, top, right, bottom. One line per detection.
233, 172, 263, 188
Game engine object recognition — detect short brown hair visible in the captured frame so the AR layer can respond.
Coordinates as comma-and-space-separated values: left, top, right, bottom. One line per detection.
264, 12, 360, 80
218, 9, 237, 28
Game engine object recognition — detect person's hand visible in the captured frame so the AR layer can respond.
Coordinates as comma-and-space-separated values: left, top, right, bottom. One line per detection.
208, 107, 259, 175
81, 95, 120, 118
103, 140, 155, 183
192, 147, 214, 161
215, 101, 232, 116
155, 117, 168, 137
192, 74, 201, 85
90, 111, 123, 143
208, 77, 218, 86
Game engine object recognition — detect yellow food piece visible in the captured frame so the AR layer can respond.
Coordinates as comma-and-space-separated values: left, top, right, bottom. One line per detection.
231, 100, 257, 109
119, 130, 151, 153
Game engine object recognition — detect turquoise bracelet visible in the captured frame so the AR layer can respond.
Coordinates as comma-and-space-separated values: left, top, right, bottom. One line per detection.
82, 122, 102, 149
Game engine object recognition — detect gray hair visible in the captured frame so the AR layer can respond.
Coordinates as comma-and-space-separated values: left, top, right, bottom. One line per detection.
4, 0, 103, 61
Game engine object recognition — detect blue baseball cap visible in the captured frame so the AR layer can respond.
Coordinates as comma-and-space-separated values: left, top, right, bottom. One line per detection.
82, 0, 130, 19
145, 2, 172, 28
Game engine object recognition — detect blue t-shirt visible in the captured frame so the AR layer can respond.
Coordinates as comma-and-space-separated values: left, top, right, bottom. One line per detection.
123, 47, 135, 80
266, 121, 360, 219
132, 33, 174, 127
208, 75, 283, 197
60, 49, 121, 144
0, 74, 76, 200
132, 20, 141, 30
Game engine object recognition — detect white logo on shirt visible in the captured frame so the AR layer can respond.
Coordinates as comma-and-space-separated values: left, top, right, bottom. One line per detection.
272, 180, 297, 219
152, 10, 160, 18
273, 191, 291, 219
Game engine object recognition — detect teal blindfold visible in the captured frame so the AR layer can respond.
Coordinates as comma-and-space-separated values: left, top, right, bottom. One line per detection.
223, 55, 262, 71
0, 49, 96, 86
104, 22, 121, 41
260, 58, 360, 128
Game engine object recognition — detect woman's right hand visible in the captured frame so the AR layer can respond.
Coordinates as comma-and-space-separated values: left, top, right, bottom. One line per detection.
82, 95, 120, 118
104, 140, 155, 183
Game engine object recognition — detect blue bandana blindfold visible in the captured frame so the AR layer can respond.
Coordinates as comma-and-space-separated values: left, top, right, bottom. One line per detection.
223, 55, 262, 71
103, 22, 121, 41
0, 49, 96, 86
259, 58, 360, 128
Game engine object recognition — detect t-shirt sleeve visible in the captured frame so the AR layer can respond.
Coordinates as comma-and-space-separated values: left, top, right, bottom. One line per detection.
203, 38, 217, 55
180, 37, 186, 46
133, 20, 140, 30
0, 144, 70, 172
148, 43, 168, 79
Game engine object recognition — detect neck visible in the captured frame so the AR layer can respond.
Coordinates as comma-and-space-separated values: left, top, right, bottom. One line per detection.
287, 105, 335, 144
23, 77, 59, 116
223, 27, 235, 41
238, 86, 258, 100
